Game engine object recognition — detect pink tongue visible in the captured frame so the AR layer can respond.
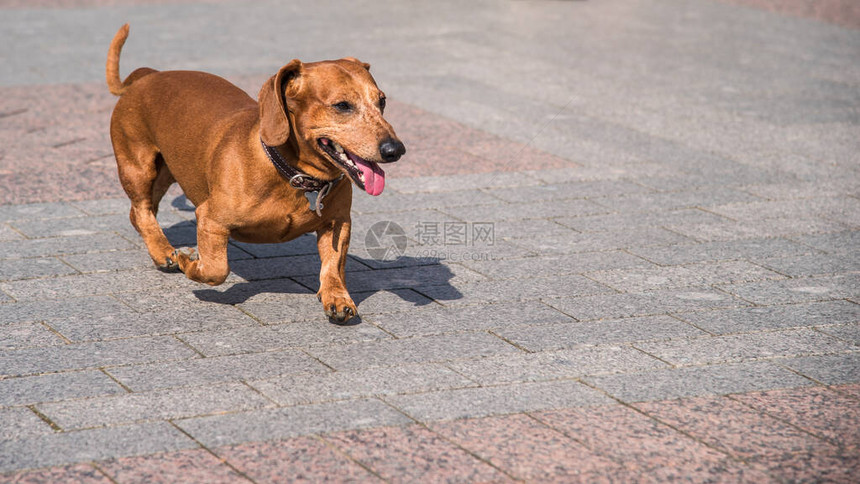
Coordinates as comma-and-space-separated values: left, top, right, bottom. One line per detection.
353, 157, 386, 196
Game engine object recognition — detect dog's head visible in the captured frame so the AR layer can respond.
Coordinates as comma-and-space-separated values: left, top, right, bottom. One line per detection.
259, 58, 404, 196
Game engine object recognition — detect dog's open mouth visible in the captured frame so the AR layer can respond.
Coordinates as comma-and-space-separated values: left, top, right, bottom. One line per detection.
318, 138, 385, 196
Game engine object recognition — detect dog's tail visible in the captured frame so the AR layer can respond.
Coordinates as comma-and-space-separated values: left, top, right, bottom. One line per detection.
106, 24, 156, 96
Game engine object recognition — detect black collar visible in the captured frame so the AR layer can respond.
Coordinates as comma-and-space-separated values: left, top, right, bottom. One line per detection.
260, 138, 340, 192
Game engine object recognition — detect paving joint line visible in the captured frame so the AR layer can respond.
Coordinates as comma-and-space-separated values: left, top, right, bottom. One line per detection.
371, 396, 524, 482
26, 404, 63, 432
87, 462, 120, 484
172, 334, 208, 358
313, 434, 390, 483
166, 420, 259, 484
723, 390, 843, 448
99, 368, 133, 393
572, 378, 751, 465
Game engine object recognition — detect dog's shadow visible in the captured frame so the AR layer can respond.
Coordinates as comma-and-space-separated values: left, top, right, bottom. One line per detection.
163, 199, 462, 321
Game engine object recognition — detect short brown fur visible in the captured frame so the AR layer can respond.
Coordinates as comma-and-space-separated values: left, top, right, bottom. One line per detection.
106, 24, 403, 322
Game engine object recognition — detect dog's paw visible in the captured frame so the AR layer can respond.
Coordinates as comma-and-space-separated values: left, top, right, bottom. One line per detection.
171, 247, 199, 271
319, 291, 358, 323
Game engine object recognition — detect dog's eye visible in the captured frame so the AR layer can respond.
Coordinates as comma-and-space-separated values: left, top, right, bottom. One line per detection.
333, 101, 353, 113
379, 97, 386, 113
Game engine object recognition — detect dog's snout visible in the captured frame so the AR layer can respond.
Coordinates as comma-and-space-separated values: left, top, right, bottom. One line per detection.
379, 138, 405, 163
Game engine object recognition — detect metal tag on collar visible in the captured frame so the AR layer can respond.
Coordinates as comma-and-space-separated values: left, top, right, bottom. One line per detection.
304, 175, 343, 217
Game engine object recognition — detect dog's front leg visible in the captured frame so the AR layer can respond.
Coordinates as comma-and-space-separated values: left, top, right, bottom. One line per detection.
317, 218, 356, 322
175, 203, 231, 286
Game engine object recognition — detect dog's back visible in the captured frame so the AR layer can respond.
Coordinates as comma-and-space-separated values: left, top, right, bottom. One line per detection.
107, 24, 258, 204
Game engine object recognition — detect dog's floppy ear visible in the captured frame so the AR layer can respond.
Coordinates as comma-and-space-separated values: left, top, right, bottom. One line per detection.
342, 57, 371, 72
258, 59, 303, 146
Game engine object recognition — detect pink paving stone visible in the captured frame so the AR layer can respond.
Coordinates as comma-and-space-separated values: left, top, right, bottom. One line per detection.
97, 448, 246, 484
716, 0, 860, 29
534, 404, 766, 482
752, 447, 860, 483
833, 382, 860, 401
429, 413, 625, 482
0, 83, 571, 205
730, 385, 860, 447
214, 436, 378, 483
323, 424, 509, 483
636, 395, 836, 461
2, 463, 110, 483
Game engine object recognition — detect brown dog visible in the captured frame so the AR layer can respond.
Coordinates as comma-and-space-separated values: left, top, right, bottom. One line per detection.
106, 24, 404, 322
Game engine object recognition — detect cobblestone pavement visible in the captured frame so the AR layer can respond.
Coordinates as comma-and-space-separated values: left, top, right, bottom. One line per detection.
1, 0, 858, 481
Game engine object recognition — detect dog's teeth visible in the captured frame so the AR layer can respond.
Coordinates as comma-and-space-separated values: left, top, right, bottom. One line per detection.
333, 142, 344, 153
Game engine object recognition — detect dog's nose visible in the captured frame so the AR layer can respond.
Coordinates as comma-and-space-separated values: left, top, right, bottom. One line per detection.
379, 139, 405, 163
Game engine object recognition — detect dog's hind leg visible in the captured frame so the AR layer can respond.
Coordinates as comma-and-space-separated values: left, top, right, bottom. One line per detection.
113, 138, 179, 270
150, 155, 176, 217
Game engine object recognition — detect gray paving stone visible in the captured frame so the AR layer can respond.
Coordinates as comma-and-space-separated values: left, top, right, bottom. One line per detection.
677, 300, 860, 335
781, 353, 860, 385
239, 295, 352, 324
126, 276, 304, 308
0, 296, 133, 323
351, 189, 501, 214
791, 230, 860, 254
718, 274, 859, 305
635, 329, 854, 367
482, 179, 652, 203
545, 288, 751, 321
308, 332, 520, 370
270, 320, 395, 348
440, 198, 608, 222
385, 380, 611, 422
628, 238, 821, 266
555, 209, 727, 233
176, 398, 412, 448
366, 301, 573, 338
251, 364, 473, 407
495, 315, 706, 352
509, 227, 691, 254
0, 257, 77, 282
415, 274, 614, 307
0, 224, 24, 242
0, 336, 196, 377
60, 249, 154, 273
386, 172, 543, 194
459, 252, 654, 279
758, 253, 860, 278
0, 370, 126, 407
68, 198, 131, 216
585, 362, 814, 403
709, 197, 860, 225
447, 345, 667, 385
587, 261, 785, 293
38, 382, 272, 431
107, 349, 330, 391
817, 323, 860, 345
666, 218, 847, 242
488, 218, 576, 240
0, 269, 200, 301
0, 202, 85, 223
350, 288, 436, 315
294, 263, 485, 293
0, 321, 65, 350
0, 408, 54, 440
178, 322, 390, 357
50, 305, 257, 342
0, 422, 196, 473
9, 212, 186, 238
229, 235, 325, 258
0, 233, 138, 260
592, 188, 762, 213
228, 254, 369, 282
